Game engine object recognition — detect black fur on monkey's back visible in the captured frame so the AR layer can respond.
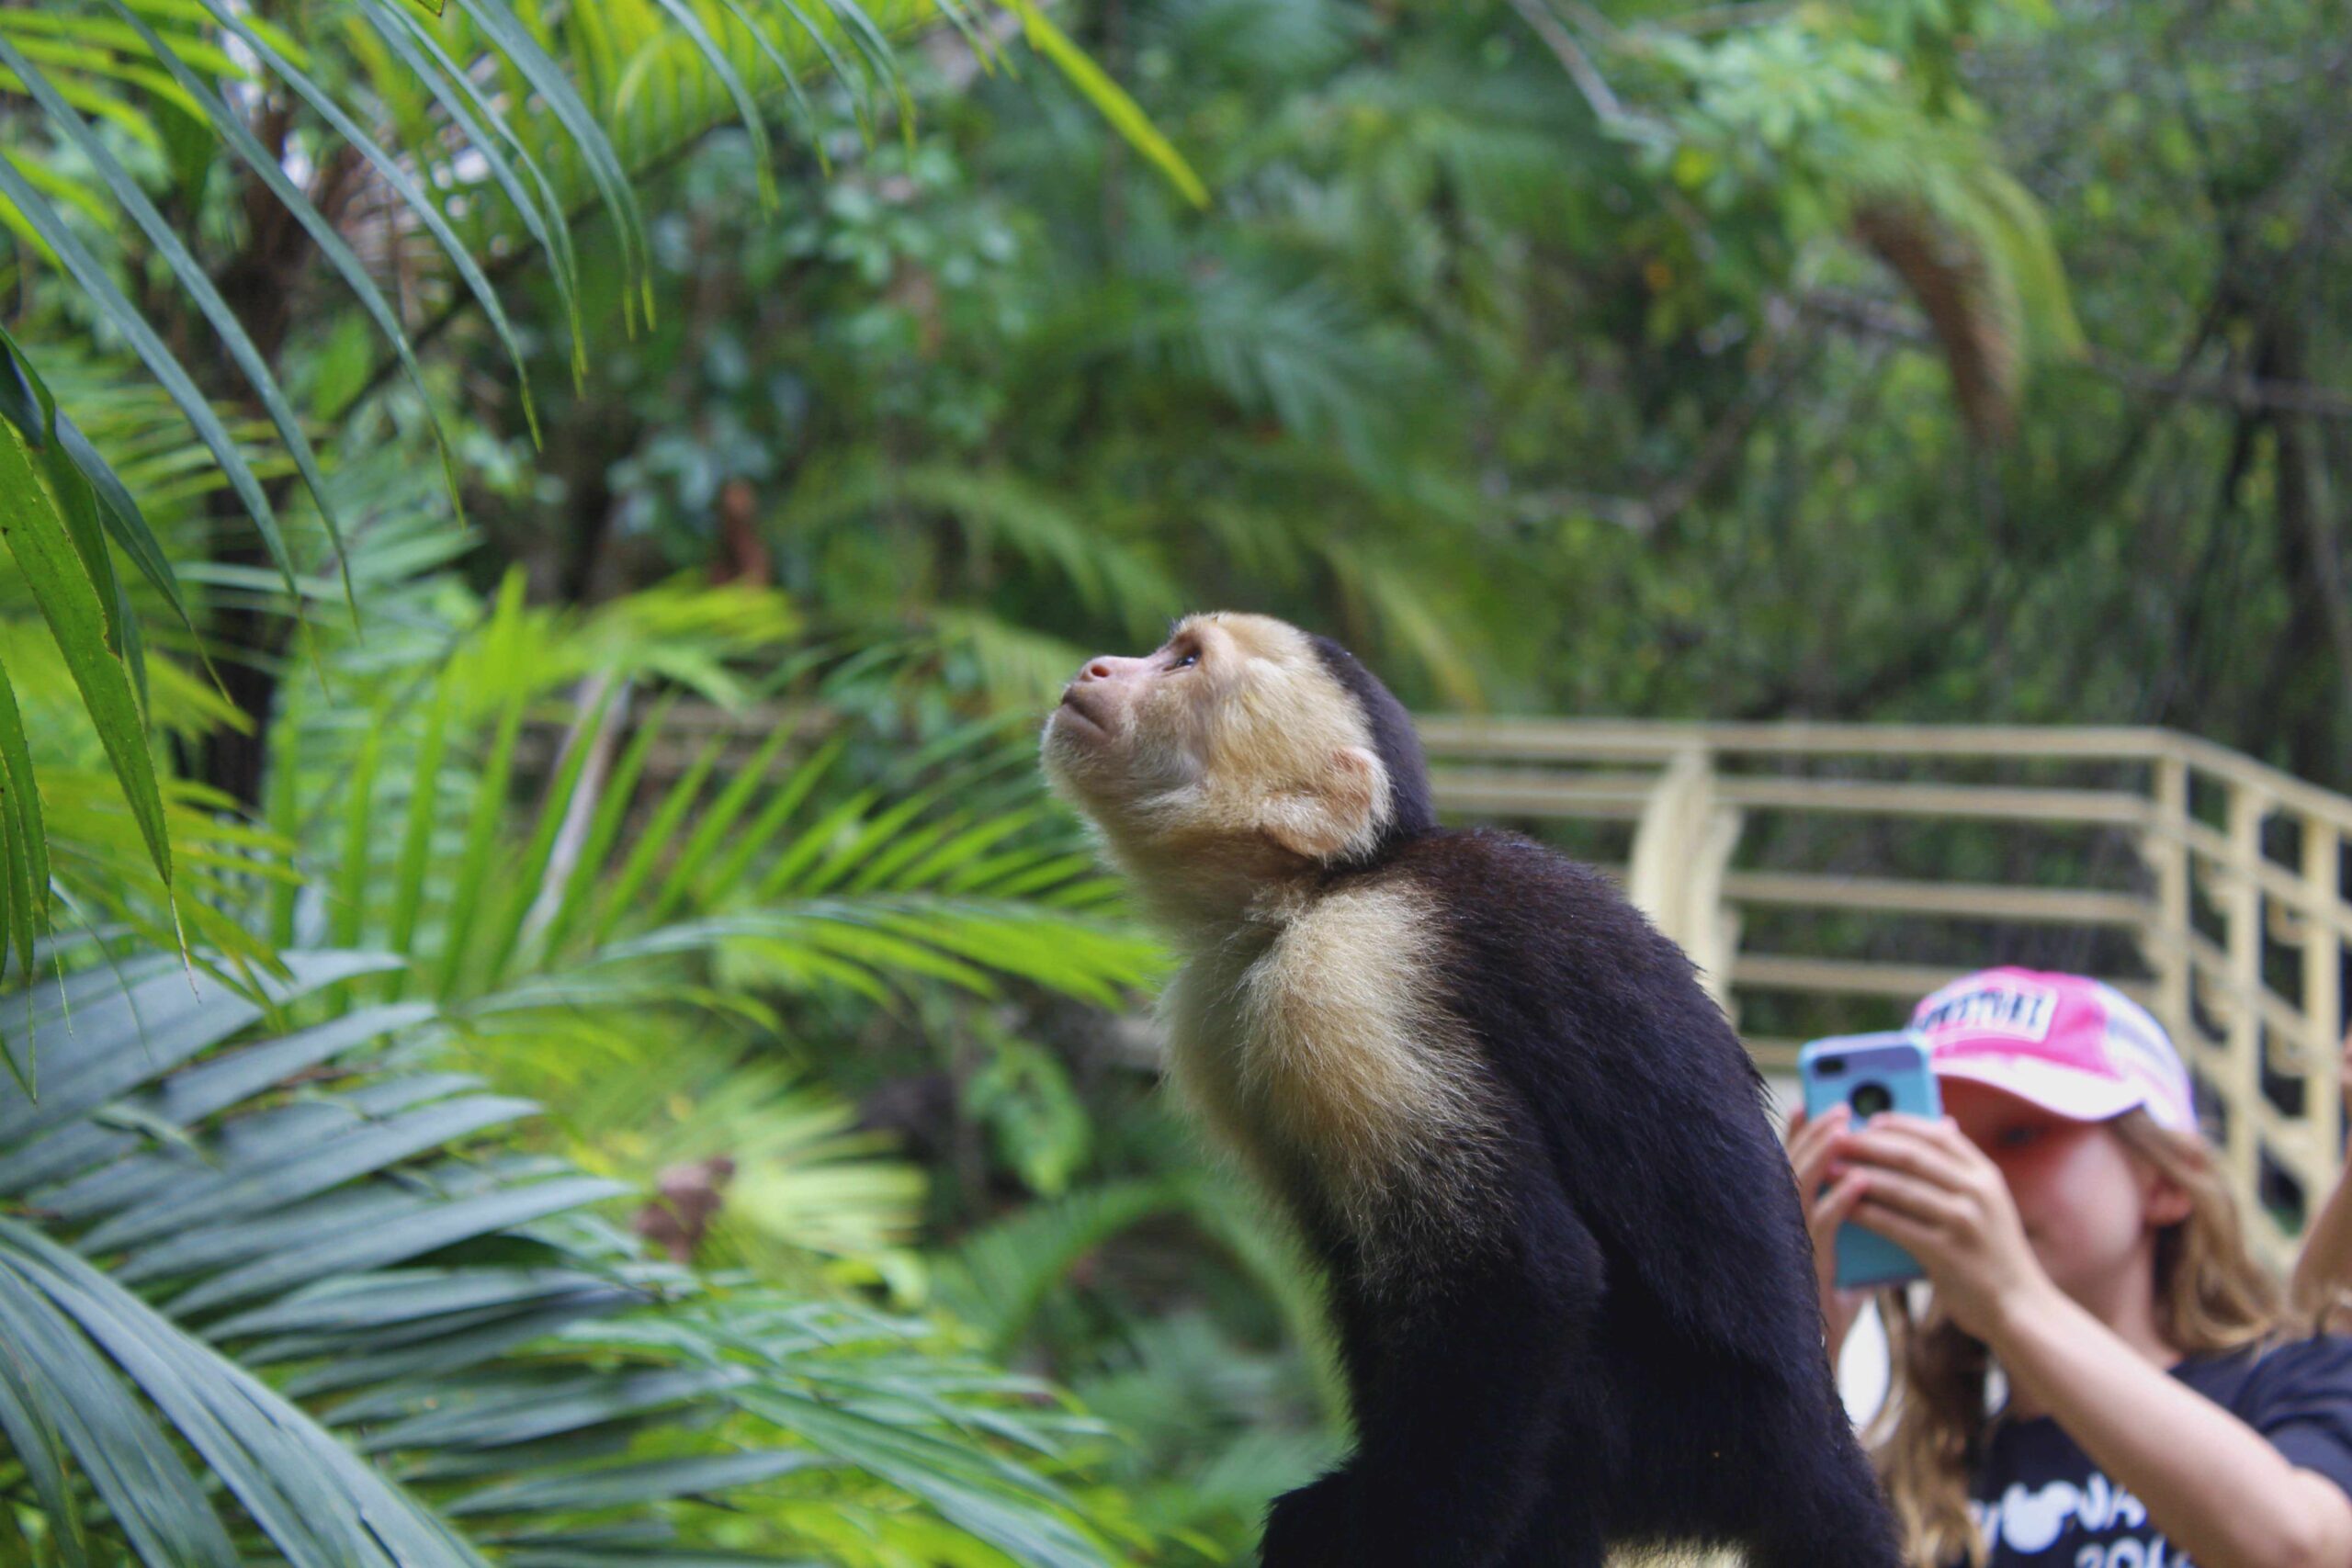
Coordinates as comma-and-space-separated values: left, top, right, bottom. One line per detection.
1261, 641, 1900, 1568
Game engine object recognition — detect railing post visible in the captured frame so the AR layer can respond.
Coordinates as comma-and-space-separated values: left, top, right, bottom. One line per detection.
2222, 784, 2269, 1210
1627, 748, 1698, 937
2149, 753, 2192, 1046
1629, 747, 1740, 1012
1689, 796, 1746, 1021
2304, 818, 2344, 1194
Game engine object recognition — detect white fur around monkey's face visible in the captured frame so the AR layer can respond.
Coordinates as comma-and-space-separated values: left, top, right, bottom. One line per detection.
1040, 614, 1394, 923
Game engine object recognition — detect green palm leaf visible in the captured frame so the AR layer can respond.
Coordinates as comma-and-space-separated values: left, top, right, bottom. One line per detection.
0, 413, 169, 913
1002, 0, 1206, 206
0, 1219, 491, 1568
0, 949, 1130, 1565
0, 654, 47, 1018
190, 0, 548, 449
115, 1, 469, 495
932, 1179, 1187, 1355
0, 34, 355, 604
0, 156, 301, 602
439, 0, 652, 315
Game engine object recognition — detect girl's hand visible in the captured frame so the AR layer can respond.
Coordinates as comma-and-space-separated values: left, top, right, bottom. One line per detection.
1784, 1104, 1871, 1361
1833, 1112, 2055, 1345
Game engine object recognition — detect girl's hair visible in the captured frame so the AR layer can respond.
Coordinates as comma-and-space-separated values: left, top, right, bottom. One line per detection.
1867, 1109, 2283, 1567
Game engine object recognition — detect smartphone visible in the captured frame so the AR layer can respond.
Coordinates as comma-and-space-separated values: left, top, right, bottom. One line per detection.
1797, 1032, 1942, 1290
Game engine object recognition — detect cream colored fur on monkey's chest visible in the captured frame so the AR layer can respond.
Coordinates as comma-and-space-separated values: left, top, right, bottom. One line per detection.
1159, 880, 1498, 1238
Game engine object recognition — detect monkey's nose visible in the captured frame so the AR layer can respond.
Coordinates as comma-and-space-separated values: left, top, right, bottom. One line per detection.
1080, 659, 1114, 681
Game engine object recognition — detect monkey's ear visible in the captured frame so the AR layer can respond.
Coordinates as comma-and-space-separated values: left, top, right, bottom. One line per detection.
1260, 747, 1386, 861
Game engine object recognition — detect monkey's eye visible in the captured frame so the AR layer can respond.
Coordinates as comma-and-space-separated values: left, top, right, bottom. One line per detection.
1170, 649, 1199, 671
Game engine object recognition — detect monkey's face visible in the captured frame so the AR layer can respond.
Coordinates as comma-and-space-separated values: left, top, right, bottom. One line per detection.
1042, 615, 1394, 891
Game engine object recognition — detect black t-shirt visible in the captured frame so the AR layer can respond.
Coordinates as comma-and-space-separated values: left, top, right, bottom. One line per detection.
1966, 1334, 2352, 1566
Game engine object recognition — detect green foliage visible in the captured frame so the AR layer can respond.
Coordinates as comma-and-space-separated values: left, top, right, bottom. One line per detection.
926, 1165, 1353, 1561
475, 0, 2113, 728
0, 341, 175, 987
0, 0, 1204, 900
0, 0, 1205, 1540
0, 510, 1193, 1556
7, 0, 2349, 1560
0, 952, 1134, 1564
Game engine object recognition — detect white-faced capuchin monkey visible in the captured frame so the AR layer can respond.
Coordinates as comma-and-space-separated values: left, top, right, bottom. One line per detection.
1041, 614, 1900, 1568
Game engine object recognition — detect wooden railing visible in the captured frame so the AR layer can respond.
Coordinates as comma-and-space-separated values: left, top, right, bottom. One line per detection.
1419, 718, 2352, 1271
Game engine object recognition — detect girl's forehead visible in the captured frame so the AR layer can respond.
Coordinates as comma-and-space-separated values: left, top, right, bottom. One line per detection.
1942, 1081, 2120, 1161
1942, 1078, 2029, 1111
1939, 1077, 2072, 1123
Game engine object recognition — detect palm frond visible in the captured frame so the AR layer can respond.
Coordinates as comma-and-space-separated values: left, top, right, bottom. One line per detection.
0, 29, 354, 589
594, 897, 1159, 1010
929, 607, 1094, 708
254, 568, 1151, 1010
0, 950, 1132, 1565
931, 1179, 1187, 1354
0, 404, 170, 964
0, 0, 1198, 939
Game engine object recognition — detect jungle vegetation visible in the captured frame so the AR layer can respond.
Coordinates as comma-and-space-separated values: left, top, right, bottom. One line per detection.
2, 0, 2346, 1560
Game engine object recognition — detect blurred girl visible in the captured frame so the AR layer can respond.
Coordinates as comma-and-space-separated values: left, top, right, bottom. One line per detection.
1787, 967, 2352, 1567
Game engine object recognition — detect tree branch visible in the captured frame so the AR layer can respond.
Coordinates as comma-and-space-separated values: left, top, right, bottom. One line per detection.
1796, 288, 2352, 422
1503, 0, 1626, 125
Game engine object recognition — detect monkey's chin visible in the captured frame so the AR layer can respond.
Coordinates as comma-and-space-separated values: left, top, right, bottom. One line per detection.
1039, 711, 1113, 800
1041, 705, 1119, 770
1046, 700, 1100, 738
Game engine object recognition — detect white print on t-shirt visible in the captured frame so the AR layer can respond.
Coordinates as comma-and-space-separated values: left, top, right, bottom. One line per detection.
1969, 1472, 2181, 1560
2070, 1545, 2191, 1567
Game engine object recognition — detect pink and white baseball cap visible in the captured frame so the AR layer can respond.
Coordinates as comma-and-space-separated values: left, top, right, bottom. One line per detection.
1905, 967, 2197, 1134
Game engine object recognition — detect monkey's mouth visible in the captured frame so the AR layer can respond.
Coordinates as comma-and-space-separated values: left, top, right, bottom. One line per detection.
1055, 687, 1113, 738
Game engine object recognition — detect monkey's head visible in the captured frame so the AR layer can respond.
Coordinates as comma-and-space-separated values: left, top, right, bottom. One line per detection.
1041, 614, 1436, 920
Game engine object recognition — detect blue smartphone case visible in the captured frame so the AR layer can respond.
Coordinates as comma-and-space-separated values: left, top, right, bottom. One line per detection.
1797, 1032, 1942, 1291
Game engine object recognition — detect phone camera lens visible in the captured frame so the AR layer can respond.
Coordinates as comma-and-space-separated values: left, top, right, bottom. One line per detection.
1849, 1082, 1894, 1118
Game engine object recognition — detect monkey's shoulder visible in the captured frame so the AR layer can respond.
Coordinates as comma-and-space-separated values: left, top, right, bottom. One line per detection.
1159, 876, 1503, 1235
1386, 829, 1709, 1000
1374, 829, 1761, 1126
1388, 828, 1659, 931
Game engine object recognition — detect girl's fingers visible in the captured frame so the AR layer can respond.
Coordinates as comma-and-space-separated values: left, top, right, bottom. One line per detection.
1864, 1109, 1958, 1133
1788, 1103, 1838, 1151
1788, 1105, 1847, 1177
1851, 1196, 1937, 1251
1860, 1111, 1975, 1151
1792, 1126, 1842, 1190
1809, 1172, 1872, 1337
1809, 1168, 1871, 1245
1835, 1122, 1980, 1192
1838, 1166, 1969, 1233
